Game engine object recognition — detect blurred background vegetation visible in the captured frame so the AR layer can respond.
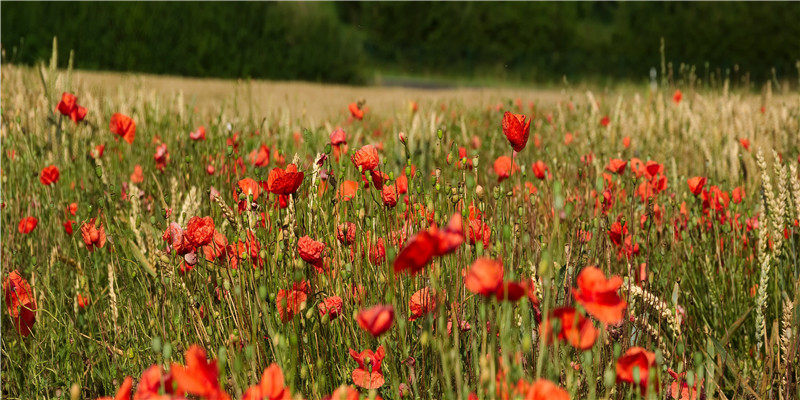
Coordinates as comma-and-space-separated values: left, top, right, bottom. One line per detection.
2, 2, 799, 86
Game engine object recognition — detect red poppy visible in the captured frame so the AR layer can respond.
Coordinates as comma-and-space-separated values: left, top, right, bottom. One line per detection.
276, 281, 309, 323
393, 214, 464, 275
493, 156, 520, 182
408, 288, 437, 321
605, 159, 627, 174
56, 92, 88, 123
81, 218, 107, 252
109, 113, 136, 144
739, 138, 750, 151
468, 219, 491, 247
357, 305, 395, 336
250, 145, 270, 167
162, 222, 191, 255
171, 345, 230, 400
348, 102, 364, 120
607, 221, 627, 246
623, 136, 631, 149
338, 180, 359, 201
190, 126, 206, 141
135, 365, 184, 399
64, 220, 76, 235
18, 217, 37, 234
540, 307, 598, 350
351, 145, 380, 171
238, 178, 261, 200
673, 89, 683, 104
572, 266, 626, 325
616, 346, 658, 395
242, 363, 291, 400
130, 165, 144, 183
336, 223, 357, 246
202, 230, 228, 262
600, 116, 610, 127
96, 376, 132, 400
4, 271, 37, 336
298, 236, 325, 272
464, 258, 504, 297
502, 111, 531, 152
349, 346, 385, 389
77, 293, 90, 309
532, 160, 548, 180
185, 216, 215, 247
318, 296, 343, 320
90, 144, 105, 159
667, 368, 702, 400
732, 186, 745, 204
687, 176, 706, 196
40, 165, 60, 186
525, 379, 570, 400
265, 164, 304, 196
154, 144, 169, 171
381, 183, 398, 207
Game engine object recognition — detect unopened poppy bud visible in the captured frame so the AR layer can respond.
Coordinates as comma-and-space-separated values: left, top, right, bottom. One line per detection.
476, 185, 485, 199
472, 156, 480, 168
437, 129, 443, 139
398, 132, 406, 144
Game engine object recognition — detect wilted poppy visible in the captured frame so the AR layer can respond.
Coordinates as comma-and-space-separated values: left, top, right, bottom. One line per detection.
349, 346, 385, 389
185, 216, 215, 247
267, 164, 304, 196
276, 281, 309, 323
616, 346, 658, 395
408, 288, 437, 321
502, 111, 531, 152
572, 266, 626, 325
56, 92, 88, 123
170, 345, 230, 400
540, 307, 598, 350
110, 113, 136, 144
242, 363, 291, 400
351, 145, 380, 171
298, 236, 325, 272
357, 304, 394, 336
40, 165, 60, 186
4, 271, 37, 336
81, 218, 107, 252
687, 177, 706, 196
18, 217, 37, 234
318, 296, 343, 320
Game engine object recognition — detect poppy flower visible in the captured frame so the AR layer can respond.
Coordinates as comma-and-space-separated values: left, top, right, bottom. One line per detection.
351, 145, 380, 171
349, 346, 385, 389
338, 180, 359, 201
171, 345, 230, 400
605, 159, 627, 174
135, 364, 184, 399
607, 221, 627, 246
600, 116, 610, 127
40, 165, 60, 186
298, 236, 325, 272
673, 89, 683, 104
91, 144, 105, 159
81, 218, 107, 252
732, 186, 745, 204
190, 126, 206, 141
64, 220, 76, 235
502, 111, 531, 152
687, 177, 706, 196
532, 160, 548, 180
238, 178, 261, 200
266, 164, 304, 196
276, 281, 309, 323
381, 183, 398, 207
154, 144, 169, 171
162, 222, 191, 255
348, 102, 364, 120
185, 216, 215, 247
395, 174, 408, 194
130, 165, 144, 183
408, 288, 437, 321
96, 376, 133, 400
667, 368, 702, 400
572, 266, 626, 325
357, 304, 395, 336
56, 92, 88, 123
243, 363, 291, 400
77, 293, 90, 309
464, 258, 504, 297
540, 307, 598, 350
616, 346, 658, 395
4, 271, 37, 336
623, 136, 631, 149
18, 217, 37, 234
393, 214, 464, 275
493, 156, 520, 182
318, 296, 343, 320
330, 128, 348, 162
336, 223, 356, 246
202, 230, 228, 262
109, 113, 136, 144
250, 145, 271, 167
739, 138, 750, 151
525, 379, 570, 400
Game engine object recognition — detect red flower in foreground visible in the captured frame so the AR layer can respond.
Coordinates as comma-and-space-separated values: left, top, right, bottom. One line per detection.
408, 288, 438, 321
526, 379, 571, 400
171, 345, 230, 400
18, 217, 38, 234
687, 176, 706, 196
56, 92, 87, 123
190, 126, 206, 141
502, 111, 531, 152
349, 346, 386, 389
616, 346, 658, 395
4, 271, 37, 336
109, 113, 136, 144
572, 266, 626, 325
393, 213, 464, 275
266, 164, 304, 196
348, 102, 364, 120
242, 363, 291, 400
185, 216, 215, 247
276, 281, 309, 323
351, 145, 380, 171
297, 236, 325, 272
40, 165, 60, 186
540, 307, 598, 350
357, 305, 395, 337
80, 218, 107, 252
96, 376, 132, 400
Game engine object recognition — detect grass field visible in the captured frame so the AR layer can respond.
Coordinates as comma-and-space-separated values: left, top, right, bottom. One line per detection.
1, 56, 799, 400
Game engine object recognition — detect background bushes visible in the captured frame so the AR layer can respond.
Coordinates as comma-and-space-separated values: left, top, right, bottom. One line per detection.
3, 2, 799, 85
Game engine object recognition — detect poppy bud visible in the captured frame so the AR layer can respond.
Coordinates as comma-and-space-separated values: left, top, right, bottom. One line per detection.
437, 129, 443, 139
399, 132, 406, 144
